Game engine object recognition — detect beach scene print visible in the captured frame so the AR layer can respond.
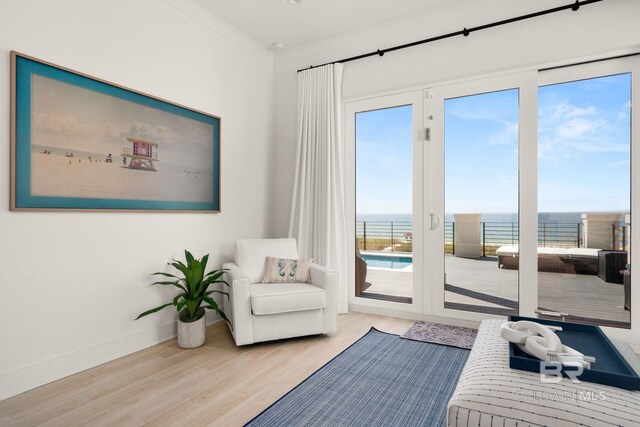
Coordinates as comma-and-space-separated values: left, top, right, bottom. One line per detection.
29, 74, 215, 203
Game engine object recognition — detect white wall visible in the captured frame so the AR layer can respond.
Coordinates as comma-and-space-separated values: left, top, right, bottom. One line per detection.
272, 0, 640, 237
0, 0, 275, 400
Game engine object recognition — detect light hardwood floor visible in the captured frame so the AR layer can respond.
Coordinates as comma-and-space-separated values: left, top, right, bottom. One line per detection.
0, 312, 413, 427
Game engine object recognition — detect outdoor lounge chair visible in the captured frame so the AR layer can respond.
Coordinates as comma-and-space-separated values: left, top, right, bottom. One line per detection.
496, 245, 600, 274
355, 246, 371, 296
598, 250, 627, 284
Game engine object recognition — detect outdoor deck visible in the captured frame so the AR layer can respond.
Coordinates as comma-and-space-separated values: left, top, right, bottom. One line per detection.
363, 254, 630, 327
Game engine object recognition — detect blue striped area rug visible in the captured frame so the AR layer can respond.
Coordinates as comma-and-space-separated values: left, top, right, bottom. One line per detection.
245, 328, 469, 427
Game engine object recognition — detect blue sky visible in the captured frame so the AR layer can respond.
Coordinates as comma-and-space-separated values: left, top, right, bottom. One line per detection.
356, 105, 413, 214
444, 89, 519, 214
538, 73, 630, 213
356, 73, 631, 215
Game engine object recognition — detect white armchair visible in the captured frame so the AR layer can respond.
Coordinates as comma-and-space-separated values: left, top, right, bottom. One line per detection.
223, 238, 338, 346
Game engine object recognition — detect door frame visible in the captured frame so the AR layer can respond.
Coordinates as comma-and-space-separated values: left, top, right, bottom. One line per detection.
344, 89, 425, 314
427, 71, 538, 322
341, 55, 640, 345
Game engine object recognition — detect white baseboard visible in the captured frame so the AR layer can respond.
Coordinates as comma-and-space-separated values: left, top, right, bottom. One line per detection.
0, 318, 221, 401
348, 304, 482, 329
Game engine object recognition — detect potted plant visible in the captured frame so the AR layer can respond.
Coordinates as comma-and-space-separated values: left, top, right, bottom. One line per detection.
136, 250, 231, 349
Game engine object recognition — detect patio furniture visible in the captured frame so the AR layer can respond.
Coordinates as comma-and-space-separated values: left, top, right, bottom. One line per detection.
355, 246, 371, 296
223, 238, 338, 346
496, 245, 600, 274
598, 250, 627, 284
496, 245, 520, 270
559, 250, 600, 275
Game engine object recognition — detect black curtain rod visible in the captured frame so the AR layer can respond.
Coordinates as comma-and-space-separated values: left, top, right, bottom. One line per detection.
297, 0, 604, 73
539, 51, 640, 72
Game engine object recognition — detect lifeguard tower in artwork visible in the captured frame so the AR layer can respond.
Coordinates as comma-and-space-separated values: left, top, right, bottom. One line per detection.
122, 138, 159, 171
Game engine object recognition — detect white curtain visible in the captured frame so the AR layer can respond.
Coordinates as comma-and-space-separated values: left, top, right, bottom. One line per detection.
289, 63, 348, 314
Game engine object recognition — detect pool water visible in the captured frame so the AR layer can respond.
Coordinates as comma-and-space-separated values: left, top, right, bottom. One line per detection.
362, 254, 412, 269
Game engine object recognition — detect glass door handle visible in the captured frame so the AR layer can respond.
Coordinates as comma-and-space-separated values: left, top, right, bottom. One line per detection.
430, 213, 441, 230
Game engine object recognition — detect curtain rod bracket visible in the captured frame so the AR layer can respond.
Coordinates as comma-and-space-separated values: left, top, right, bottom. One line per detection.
572, 1, 580, 11
463, 28, 470, 37
377, 49, 384, 57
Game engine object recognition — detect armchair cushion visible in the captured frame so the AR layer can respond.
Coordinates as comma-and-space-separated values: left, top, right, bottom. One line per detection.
250, 283, 326, 315
262, 257, 312, 284
236, 238, 299, 283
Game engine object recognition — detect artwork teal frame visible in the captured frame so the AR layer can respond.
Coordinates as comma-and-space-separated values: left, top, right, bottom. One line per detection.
10, 52, 221, 212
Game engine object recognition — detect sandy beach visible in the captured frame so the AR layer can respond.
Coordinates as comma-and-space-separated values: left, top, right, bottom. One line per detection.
30, 152, 214, 203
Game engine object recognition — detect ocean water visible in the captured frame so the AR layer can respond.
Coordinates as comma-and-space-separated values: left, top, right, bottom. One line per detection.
356, 212, 629, 224
356, 212, 628, 245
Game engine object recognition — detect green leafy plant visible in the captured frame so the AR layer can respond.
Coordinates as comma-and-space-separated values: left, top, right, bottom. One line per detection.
136, 250, 231, 326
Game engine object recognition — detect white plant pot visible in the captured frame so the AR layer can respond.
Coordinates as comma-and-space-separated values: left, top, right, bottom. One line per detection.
177, 309, 206, 349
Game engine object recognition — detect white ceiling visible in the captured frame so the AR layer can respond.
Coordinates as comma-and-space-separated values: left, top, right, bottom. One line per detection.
194, 0, 465, 50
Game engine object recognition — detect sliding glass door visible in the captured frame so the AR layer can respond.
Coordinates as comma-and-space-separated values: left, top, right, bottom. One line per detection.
429, 75, 530, 319
345, 56, 638, 338
346, 91, 424, 312
537, 60, 635, 328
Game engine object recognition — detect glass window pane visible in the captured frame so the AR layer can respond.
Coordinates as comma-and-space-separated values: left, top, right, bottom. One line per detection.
537, 73, 631, 328
444, 89, 519, 316
355, 105, 413, 303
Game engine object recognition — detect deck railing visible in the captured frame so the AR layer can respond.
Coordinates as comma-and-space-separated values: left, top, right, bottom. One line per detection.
356, 221, 413, 252
356, 221, 627, 255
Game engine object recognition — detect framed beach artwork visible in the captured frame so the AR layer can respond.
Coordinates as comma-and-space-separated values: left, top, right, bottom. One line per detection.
10, 52, 220, 212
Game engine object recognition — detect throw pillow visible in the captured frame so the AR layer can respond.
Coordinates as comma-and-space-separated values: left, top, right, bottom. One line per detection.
262, 257, 312, 284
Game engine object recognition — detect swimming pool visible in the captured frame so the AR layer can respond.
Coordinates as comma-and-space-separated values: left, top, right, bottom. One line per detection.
362, 254, 413, 269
